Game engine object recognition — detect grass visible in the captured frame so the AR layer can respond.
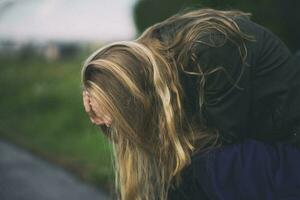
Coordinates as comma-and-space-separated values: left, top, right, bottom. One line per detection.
0, 53, 114, 193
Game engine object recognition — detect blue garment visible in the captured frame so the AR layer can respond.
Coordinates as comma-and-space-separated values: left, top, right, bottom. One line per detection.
168, 139, 300, 200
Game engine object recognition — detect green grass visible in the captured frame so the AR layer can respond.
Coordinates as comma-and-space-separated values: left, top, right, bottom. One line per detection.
0, 54, 114, 192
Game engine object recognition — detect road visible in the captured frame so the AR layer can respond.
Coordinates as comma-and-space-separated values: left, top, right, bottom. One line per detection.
0, 140, 110, 200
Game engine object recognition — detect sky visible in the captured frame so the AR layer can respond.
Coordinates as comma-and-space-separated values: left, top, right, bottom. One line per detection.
0, 0, 138, 42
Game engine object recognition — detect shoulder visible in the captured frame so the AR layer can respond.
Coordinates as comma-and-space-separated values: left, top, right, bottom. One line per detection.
233, 16, 292, 68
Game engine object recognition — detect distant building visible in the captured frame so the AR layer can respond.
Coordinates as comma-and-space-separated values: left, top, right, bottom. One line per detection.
44, 43, 60, 61
0, 40, 84, 61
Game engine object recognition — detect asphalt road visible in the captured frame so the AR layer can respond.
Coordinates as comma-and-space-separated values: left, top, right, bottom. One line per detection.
0, 140, 110, 200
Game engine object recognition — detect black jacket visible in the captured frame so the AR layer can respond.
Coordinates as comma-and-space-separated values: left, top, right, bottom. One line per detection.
180, 16, 300, 144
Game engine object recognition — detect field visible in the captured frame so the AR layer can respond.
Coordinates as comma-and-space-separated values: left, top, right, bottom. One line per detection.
0, 53, 114, 192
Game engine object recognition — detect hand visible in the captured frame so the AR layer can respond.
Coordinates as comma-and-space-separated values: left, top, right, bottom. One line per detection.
82, 90, 112, 127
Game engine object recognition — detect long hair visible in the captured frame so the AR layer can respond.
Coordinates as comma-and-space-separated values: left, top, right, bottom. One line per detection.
81, 8, 254, 200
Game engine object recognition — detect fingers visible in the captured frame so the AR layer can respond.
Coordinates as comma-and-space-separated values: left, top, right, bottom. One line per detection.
82, 90, 91, 113
82, 90, 111, 127
83, 90, 97, 123
89, 95, 112, 123
89, 96, 100, 112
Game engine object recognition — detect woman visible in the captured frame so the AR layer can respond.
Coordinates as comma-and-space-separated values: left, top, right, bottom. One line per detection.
81, 8, 300, 200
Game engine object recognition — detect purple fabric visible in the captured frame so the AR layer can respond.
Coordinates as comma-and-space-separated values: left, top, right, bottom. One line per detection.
168, 139, 300, 200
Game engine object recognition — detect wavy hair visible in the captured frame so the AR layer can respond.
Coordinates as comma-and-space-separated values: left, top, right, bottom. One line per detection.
81, 8, 254, 200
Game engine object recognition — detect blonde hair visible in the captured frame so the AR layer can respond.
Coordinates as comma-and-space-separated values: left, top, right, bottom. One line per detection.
81, 8, 254, 200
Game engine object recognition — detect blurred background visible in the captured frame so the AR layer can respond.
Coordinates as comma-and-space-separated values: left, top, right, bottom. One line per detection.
0, 0, 299, 199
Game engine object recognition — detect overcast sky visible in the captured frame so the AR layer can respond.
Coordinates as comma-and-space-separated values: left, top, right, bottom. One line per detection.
0, 0, 138, 42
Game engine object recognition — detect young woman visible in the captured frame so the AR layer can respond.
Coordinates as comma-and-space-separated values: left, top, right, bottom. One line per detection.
81, 8, 300, 200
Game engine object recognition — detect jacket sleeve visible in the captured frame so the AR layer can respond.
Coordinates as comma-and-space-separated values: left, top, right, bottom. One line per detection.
190, 19, 253, 143
187, 16, 298, 143
245, 18, 300, 141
